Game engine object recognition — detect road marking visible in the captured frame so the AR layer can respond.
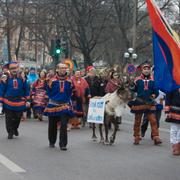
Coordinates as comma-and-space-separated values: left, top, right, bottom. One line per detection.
0, 153, 26, 173
123, 120, 169, 133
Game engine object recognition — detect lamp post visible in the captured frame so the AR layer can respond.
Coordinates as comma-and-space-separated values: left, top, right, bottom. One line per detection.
123, 47, 137, 64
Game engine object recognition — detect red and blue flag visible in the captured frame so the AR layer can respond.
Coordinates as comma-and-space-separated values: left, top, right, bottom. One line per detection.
146, 0, 180, 92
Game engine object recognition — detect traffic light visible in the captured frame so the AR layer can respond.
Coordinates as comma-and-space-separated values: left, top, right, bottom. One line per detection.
55, 39, 62, 55
61, 40, 68, 58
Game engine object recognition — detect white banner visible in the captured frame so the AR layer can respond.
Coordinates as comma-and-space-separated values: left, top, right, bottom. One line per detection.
87, 98, 105, 124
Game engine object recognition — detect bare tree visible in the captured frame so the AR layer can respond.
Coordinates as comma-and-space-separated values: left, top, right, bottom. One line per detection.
0, 0, 30, 61
111, 0, 176, 63
13, 0, 27, 59
136, 0, 179, 59
60, 0, 112, 67
0, 0, 12, 61
112, 0, 134, 50
0, 0, 178, 67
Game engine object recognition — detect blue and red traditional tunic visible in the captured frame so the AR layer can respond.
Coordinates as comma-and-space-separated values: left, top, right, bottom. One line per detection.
128, 74, 159, 113
0, 75, 30, 111
44, 75, 74, 117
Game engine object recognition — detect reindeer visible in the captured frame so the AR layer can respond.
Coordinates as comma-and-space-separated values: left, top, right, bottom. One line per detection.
91, 83, 132, 145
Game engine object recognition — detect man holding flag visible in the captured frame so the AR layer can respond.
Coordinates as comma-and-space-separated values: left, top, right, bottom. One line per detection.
128, 62, 162, 145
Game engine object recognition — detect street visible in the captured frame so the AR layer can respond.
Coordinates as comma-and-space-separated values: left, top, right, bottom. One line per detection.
0, 110, 179, 180
0, 0, 179, 179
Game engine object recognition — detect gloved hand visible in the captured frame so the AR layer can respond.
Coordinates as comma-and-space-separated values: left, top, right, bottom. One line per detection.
26, 102, 31, 108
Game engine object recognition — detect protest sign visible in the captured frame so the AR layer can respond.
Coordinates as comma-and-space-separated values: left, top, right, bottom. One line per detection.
87, 98, 105, 124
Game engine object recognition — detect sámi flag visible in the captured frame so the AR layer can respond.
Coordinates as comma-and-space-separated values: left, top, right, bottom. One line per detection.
146, 0, 180, 92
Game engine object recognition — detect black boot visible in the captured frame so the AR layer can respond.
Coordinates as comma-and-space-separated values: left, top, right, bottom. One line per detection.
60, 146, 67, 151
13, 129, 19, 136
8, 133, 13, 139
116, 116, 122, 124
49, 144, 55, 148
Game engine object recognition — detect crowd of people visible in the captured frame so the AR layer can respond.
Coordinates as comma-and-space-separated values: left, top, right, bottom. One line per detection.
0, 61, 179, 155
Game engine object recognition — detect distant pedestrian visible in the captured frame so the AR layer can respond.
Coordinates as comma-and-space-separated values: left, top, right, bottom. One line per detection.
27, 67, 39, 86
71, 70, 91, 128
32, 69, 48, 121
85, 66, 101, 130
27, 67, 39, 118
0, 62, 30, 139
105, 71, 122, 93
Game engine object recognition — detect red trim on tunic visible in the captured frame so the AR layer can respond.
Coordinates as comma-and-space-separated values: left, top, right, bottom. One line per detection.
44, 104, 70, 113
134, 74, 154, 83
60, 81, 64, 93
13, 79, 18, 89
3, 98, 25, 106
131, 105, 156, 111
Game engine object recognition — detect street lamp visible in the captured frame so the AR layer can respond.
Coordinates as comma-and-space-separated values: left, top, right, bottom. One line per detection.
101, 1, 105, 5
123, 47, 137, 63
124, 52, 130, 59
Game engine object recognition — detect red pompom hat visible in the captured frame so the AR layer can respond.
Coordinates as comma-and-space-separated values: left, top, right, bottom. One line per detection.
86, 66, 94, 72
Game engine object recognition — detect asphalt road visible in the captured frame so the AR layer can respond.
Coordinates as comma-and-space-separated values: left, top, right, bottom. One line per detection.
0, 110, 179, 180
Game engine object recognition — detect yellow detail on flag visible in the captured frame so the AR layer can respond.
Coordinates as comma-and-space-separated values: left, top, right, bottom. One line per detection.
172, 30, 180, 43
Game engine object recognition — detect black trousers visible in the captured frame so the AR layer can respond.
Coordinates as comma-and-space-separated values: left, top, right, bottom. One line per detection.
48, 114, 69, 147
141, 110, 162, 134
4, 109, 23, 134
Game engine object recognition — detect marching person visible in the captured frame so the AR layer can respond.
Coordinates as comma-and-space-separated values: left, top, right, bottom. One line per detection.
85, 66, 101, 98
105, 71, 122, 93
31, 69, 48, 121
0, 62, 30, 139
98, 70, 108, 97
85, 66, 101, 129
1, 63, 10, 78
19, 70, 28, 121
165, 88, 180, 156
27, 67, 39, 119
105, 71, 123, 127
71, 70, 91, 128
44, 63, 74, 151
27, 67, 39, 85
128, 62, 162, 145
